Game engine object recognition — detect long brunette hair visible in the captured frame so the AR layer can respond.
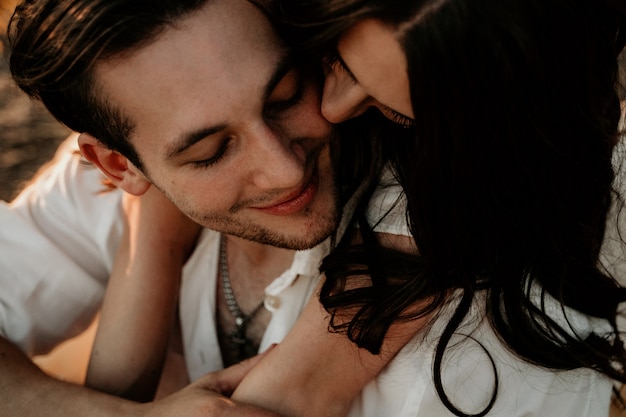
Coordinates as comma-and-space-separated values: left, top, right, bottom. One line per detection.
260, 0, 626, 414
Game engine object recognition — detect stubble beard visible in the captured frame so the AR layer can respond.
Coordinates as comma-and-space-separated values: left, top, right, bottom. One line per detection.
227, 143, 342, 249
191, 183, 342, 250
238, 200, 341, 250
156, 152, 342, 250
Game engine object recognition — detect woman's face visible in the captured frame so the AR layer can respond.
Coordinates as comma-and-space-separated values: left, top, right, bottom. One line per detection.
322, 18, 414, 126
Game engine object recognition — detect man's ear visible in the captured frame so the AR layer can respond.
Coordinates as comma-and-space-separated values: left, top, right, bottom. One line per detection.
77, 133, 151, 196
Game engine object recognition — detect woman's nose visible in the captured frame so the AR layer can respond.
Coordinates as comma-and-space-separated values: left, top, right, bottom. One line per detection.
321, 70, 372, 123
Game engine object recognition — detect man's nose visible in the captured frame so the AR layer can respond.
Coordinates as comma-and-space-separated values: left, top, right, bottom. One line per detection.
321, 71, 371, 123
248, 122, 307, 191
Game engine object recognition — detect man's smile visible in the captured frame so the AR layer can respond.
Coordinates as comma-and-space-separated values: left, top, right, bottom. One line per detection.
252, 174, 318, 216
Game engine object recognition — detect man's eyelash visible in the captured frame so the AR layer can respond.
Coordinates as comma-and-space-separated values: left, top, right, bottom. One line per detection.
269, 81, 304, 114
265, 71, 305, 118
192, 138, 231, 168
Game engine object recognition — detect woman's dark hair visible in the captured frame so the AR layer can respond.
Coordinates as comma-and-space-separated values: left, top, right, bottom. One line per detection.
259, 0, 626, 415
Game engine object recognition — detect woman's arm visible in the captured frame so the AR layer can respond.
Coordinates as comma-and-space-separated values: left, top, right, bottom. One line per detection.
85, 187, 201, 401
233, 233, 430, 417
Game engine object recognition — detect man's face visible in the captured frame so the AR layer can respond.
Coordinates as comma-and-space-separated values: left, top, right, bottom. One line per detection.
95, 0, 339, 250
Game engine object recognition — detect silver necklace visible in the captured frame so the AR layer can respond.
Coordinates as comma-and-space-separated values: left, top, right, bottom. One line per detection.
219, 234, 265, 361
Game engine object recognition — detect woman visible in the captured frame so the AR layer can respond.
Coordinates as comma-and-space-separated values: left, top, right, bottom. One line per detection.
88, 0, 626, 415
235, 0, 626, 415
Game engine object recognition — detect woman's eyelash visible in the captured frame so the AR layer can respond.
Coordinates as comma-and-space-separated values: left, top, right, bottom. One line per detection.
325, 51, 358, 84
193, 138, 231, 168
325, 50, 414, 128
381, 104, 416, 128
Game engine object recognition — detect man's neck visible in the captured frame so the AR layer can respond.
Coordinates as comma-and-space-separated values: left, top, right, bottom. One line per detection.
227, 234, 295, 273
216, 234, 295, 366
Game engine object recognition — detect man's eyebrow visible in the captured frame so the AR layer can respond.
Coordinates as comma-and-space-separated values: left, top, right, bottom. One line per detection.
165, 124, 227, 160
164, 53, 292, 160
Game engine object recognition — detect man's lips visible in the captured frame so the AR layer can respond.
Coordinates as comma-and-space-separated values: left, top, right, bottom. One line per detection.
253, 175, 319, 216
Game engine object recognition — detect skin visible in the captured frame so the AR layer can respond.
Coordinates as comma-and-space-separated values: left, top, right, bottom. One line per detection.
230, 19, 425, 416
81, 0, 338, 401
322, 18, 414, 125
0, 0, 331, 415
232, 275, 429, 417
79, 0, 339, 252
72, 5, 626, 417
86, 188, 200, 401
0, 330, 279, 417
86, 6, 423, 417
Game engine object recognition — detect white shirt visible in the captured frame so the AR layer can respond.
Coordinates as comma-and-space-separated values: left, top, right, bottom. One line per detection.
0, 138, 327, 378
179, 229, 326, 380
0, 139, 120, 355
0, 139, 615, 416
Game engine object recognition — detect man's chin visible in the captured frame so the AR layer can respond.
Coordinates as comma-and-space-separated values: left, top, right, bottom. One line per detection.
190, 198, 341, 250
236, 224, 336, 251
217, 212, 338, 250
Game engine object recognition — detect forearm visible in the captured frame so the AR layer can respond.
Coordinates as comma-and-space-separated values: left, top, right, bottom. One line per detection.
232, 234, 425, 417
0, 336, 138, 417
233, 291, 420, 417
232, 297, 359, 417
85, 237, 181, 401
86, 189, 196, 401
0, 335, 279, 417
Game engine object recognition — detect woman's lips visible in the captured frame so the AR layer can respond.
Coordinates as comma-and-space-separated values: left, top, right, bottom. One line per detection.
253, 176, 318, 216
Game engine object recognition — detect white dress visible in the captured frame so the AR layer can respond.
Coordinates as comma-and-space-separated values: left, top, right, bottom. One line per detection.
350, 165, 614, 416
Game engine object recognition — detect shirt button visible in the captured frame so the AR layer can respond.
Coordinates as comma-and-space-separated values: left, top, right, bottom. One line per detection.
265, 295, 281, 309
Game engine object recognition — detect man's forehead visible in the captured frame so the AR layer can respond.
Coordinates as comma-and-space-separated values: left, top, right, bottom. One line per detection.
97, 0, 284, 68
92, 0, 292, 159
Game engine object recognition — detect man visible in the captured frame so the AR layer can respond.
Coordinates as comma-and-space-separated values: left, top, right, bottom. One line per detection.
10, 0, 340, 249
1, 0, 367, 414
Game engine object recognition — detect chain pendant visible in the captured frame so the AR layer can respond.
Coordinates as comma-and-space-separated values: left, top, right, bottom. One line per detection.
219, 234, 266, 362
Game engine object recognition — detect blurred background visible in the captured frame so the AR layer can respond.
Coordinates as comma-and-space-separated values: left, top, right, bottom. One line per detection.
0, 0, 92, 384
0, 1, 70, 202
